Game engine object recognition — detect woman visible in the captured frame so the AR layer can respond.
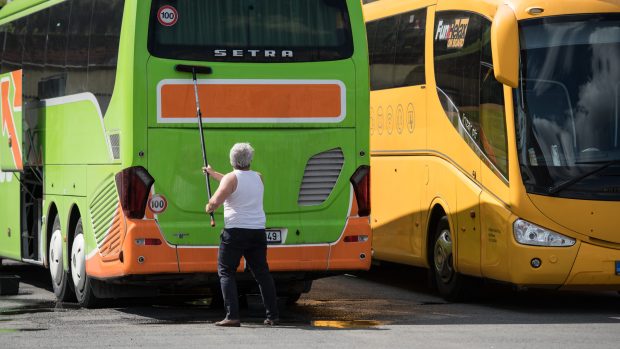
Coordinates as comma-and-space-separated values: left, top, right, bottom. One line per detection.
204, 142, 279, 327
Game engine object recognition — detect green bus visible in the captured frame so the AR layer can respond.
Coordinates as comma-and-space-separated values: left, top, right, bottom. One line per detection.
0, 0, 370, 307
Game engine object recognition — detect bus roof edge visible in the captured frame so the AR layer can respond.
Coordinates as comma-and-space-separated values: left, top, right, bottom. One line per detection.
0, 0, 61, 21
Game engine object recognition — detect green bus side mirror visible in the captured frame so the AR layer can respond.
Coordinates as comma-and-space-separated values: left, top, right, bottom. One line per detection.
491, 4, 519, 88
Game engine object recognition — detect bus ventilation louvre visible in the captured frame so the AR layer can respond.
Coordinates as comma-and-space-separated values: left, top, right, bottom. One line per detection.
109, 134, 120, 160
298, 148, 345, 206
89, 176, 122, 256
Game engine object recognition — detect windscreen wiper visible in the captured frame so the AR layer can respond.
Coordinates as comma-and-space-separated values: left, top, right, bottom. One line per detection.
548, 159, 620, 194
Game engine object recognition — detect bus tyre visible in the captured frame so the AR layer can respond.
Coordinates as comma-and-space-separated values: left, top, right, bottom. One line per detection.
285, 293, 302, 305
432, 216, 468, 301
49, 216, 76, 302
71, 218, 99, 308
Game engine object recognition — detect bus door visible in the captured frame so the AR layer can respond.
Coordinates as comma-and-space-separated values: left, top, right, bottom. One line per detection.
0, 68, 42, 262
431, 10, 490, 276
0, 70, 23, 260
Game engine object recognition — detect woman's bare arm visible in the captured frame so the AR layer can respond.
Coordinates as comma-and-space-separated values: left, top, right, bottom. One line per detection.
206, 173, 237, 213
202, 165, 224, 182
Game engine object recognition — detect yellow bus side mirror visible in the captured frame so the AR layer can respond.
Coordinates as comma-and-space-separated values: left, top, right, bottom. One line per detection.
491, 4, 519, 88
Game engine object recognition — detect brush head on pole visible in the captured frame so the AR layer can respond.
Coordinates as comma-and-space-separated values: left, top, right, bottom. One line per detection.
175, 64, 213, 75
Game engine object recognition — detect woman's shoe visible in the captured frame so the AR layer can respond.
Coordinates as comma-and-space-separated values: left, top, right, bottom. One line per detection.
215, 319, 241, 327
263, 318, 279, 326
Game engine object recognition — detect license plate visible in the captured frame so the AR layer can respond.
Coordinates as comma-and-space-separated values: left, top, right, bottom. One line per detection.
266, 230, 282, 243
616, 261, 620, 276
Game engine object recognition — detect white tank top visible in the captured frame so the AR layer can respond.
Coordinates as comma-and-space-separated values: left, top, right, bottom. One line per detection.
223, 170, 266, 229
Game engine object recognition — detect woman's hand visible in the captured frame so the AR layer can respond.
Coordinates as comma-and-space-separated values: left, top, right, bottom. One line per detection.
202, 165, 224, 182
205, 202, 216, 214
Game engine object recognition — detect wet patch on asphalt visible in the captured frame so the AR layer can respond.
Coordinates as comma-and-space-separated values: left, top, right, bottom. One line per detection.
0, 328, 46, 333
311, 320, 390, 329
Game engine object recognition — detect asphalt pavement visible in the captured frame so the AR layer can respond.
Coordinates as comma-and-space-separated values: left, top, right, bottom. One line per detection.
1, 260, 620, 348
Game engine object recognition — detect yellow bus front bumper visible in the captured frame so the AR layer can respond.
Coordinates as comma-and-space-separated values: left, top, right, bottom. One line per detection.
561, 242, 620, 290
503, 240, 620, 290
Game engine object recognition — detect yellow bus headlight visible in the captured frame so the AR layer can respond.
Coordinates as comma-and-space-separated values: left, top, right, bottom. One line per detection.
513, 219, 576, 247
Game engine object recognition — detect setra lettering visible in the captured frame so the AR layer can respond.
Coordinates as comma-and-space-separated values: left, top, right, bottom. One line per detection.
212, 49, 294, 58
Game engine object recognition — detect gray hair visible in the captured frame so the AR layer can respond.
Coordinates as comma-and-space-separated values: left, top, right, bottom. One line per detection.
229, 143, 254, 169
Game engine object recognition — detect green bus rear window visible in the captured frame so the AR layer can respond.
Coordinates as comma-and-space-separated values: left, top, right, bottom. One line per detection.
148, 0, 354, 62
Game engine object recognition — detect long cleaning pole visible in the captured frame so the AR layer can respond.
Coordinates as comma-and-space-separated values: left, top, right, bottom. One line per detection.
191, 67, 215, 227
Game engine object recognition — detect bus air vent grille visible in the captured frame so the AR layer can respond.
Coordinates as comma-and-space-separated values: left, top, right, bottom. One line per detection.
89, 176, 122, 256
298, 148, 344, 206
109, 134, 120, 160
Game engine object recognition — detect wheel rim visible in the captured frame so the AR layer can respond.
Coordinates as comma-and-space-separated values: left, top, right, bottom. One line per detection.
49, 230, 63, 286
71, 234, 86, 292
434, 229, 454, 284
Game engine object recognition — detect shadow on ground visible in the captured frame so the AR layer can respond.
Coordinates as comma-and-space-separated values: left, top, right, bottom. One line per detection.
3, 260, 620, 329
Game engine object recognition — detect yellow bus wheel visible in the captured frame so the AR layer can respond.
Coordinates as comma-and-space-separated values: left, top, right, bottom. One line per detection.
432, 216, 469, 301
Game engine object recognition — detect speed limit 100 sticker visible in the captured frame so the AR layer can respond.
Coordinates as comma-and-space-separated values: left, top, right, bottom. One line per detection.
157, 5, 178, 27
148, 194, 168, 214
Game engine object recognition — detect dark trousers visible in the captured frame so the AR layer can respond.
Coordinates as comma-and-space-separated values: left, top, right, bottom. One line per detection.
218, 228, 279, 321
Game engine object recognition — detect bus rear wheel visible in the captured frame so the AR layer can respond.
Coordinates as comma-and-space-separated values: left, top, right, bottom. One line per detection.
432, 216, 468, 301
71, 218, 99, 308
49, 216, 75, 302
284, 292, 302, 305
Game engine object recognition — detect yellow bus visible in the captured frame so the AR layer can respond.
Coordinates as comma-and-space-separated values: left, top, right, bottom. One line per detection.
364, 0, 620, 300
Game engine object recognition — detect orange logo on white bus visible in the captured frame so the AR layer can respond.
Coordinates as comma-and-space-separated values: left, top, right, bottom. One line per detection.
0, 70, 23, 170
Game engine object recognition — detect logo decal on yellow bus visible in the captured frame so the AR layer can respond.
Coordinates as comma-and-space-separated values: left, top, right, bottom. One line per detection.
435, 18, 470, 49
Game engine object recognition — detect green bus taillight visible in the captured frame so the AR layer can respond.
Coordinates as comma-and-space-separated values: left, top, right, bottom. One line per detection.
115, 166, 155, 219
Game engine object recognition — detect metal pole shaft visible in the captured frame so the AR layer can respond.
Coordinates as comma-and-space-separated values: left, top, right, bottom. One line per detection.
192, 68, 215, 227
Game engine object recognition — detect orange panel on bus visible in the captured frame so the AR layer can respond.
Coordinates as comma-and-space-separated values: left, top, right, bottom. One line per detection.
160, 83, 342, 119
